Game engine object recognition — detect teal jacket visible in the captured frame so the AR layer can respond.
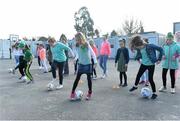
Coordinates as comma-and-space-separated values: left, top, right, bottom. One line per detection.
162, 41, 180, 69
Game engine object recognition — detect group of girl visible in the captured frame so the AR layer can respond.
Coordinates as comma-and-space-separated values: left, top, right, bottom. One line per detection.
11, 32, 180, 101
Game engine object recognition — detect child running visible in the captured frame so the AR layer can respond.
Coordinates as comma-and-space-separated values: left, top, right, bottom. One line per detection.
70, 32, 97, 100
115, 39, 129, 87
159, 32, 180, 94
129, 35, 163, 99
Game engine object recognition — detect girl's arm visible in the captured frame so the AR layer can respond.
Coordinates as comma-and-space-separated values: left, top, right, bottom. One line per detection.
151, 44, 164, 61
88, 44, 97, 64
125, 48, 130, 64
115, 49, 120, 63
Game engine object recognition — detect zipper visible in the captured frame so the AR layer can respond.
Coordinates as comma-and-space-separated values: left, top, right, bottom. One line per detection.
168, 45, 171, 68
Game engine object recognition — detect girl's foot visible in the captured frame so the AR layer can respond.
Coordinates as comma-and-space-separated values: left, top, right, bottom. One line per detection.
129, 86, 138, 92
170, 88, 175, 94
86, 91, 92, 100
70, 92, 76, 101
151, 94, 158, 99
122, 83, 128, 87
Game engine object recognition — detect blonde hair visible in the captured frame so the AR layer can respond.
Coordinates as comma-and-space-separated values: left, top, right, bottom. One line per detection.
75, 32, 88, 47
48, 37, 56, 43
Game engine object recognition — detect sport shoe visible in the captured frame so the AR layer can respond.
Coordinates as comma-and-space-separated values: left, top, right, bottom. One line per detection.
158, 86, 167, 92
101, 74, 106, 79
70, 92, 76, 101
119, 83, 122, 87
129, 86, 138, 92
122, 83, 128, 87
151, 94, 158, 99
56, 85, 63, 90
170, 88, 175, 94
86, 91, 92, 100
27, 80, 34, 84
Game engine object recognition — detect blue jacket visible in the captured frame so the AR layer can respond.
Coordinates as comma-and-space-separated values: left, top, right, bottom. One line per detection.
115, 47, 129, 64
135, 44, 163, 64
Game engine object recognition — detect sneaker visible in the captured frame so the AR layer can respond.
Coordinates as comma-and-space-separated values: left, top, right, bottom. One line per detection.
158, 86, 167, 92
151, 94, 158, 99
56, 85, 63, 90
27, 80, 34, 84
119, 83, 122, 87
122, 83, 128, 87
70, 92, 76, 101
43, 71, 48, 73
129, 86, 138, 92
86, 91, 92, 100
170, 88, 175, 94
92, 76, 98, 80
101, 74, 106, 79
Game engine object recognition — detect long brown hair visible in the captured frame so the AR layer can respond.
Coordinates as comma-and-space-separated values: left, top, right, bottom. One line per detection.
129, 35, 144, 50
75, 32, 88, 48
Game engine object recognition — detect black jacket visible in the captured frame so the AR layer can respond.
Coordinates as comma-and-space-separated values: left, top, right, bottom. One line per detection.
115, 47, 129, 64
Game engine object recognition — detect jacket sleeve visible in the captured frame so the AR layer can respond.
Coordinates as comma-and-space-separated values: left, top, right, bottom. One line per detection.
150, 44, 164, 61
115, 49, 120, 63
125, 48, 129, 64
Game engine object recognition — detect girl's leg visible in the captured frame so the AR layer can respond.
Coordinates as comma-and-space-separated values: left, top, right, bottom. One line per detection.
72, 73, 82, 92
51, 61, 57, 79
38, 56, 41, 67
162, 68, 168, 87
103, 55, 108, 75
25, 61, 34, 83
57, 62, 65, 85
123, 72, 127, 85
147, 65, 156, 92
134, 64, 147, 86
170, 69, 176, 88
119, 72, 123, 85
87, 73, 92, 92
42, 59, 48, 72
64, 59, 69, 75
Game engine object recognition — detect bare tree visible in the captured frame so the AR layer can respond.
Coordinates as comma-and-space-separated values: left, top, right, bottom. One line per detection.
122, 18, 144, 35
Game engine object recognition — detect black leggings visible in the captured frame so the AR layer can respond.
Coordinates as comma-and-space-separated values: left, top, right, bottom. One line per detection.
51, 60, 65, 85
74, 59, 78, 72
14, 56, 25, 77
162, 68, 176, 88
119, 72, 127, 84
91, 59, 97, 77
38, 56, 41, 66
72, 73, 92, 93
135, 64, 156, 92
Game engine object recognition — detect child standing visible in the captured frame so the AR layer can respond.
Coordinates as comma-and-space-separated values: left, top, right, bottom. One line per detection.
115, 40, 129, 87
47, 37, 74, 89
89, 39, 98, 79
159, 32, 180, 94
70, 32, 97, 100
129, 35, 163, 99
39, 44, 48, 73
99, 35, 111, 78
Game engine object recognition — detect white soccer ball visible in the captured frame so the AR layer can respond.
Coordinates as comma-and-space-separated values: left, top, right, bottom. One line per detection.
8, 68, 13, 73
140, 87, 152, 98
47, 83, 54, 91
75, 90, 83, 100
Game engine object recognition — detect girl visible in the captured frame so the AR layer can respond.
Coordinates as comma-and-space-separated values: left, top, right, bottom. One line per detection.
129, 35, 163, 99
159, 32, 180, 94
23, 44, 34, 84
115, 40, 129, 87
36, 44, 43, 69
89, 39, 98, 79
39, 44, 48, 73
175, 32, 180, 80
70, 32, 97, 100
99, 35, 111, 78
46, 45, 53, 72
59, 34, 69, 75
47, 37, 74, 89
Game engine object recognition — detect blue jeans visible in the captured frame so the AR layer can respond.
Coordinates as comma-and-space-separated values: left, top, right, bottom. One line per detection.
14, 55, 20, 65
99, 55, 108, 74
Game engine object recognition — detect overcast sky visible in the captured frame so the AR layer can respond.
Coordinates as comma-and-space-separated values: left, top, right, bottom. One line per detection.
0, 0, 180, 39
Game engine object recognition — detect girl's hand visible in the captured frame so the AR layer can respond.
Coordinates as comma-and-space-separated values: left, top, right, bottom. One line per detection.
156, 61, 161, 65
162, 55, 166, 60
172, 55, 176, 61
125, 64, 128, 67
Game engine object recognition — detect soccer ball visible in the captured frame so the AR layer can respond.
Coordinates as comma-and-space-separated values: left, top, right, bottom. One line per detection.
47, 83, 55, 91
8, 68, 13, 73
140, 87, 152, 98
75, 90, 83, 100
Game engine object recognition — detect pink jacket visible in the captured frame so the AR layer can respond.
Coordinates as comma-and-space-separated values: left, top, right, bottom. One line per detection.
92, 46, 98, 57
100, 40, 111, 56
39, 48, 46, 60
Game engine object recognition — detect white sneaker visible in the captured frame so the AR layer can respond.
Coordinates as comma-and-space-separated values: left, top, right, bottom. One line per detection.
56, 85, 63, 90
101, 74, 106, 79
159, 86, 167, 92
170, 88, 175, 94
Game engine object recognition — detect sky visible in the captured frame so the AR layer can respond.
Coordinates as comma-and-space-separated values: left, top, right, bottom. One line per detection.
0, 0, 180, 39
